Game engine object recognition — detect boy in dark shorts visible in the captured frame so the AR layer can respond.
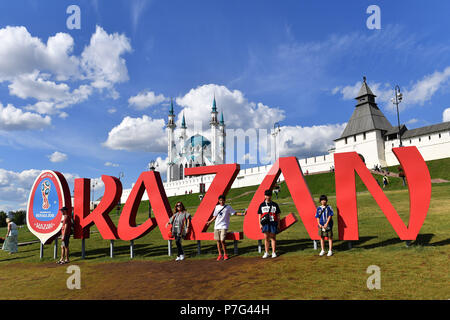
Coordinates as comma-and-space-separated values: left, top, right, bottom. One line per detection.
258, 189, 281, 258
315, 195, 334, 256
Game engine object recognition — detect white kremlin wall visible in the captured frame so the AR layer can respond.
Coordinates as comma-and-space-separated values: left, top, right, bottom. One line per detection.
384, 129, 450, 166
119, 126, 450, 204
119, 159, 330, 203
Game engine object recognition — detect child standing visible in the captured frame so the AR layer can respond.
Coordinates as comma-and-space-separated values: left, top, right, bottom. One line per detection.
315, 195, 334, 257
206, 195, 236, 261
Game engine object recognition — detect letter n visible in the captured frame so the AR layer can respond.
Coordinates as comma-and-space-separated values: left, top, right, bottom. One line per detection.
243, 157, 318, 240
334, 147, 431, 240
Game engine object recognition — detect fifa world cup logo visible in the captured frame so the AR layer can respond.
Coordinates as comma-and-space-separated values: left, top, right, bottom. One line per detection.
41, 181, 51, 210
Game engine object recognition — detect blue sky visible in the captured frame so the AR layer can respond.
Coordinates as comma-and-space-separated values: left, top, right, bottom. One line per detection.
1, 0, 450, 211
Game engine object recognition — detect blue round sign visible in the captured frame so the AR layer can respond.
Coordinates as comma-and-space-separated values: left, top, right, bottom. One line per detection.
32, 178, 60, 221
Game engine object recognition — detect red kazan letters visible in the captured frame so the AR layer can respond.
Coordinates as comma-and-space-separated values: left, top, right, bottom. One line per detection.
68, 147, 430, 242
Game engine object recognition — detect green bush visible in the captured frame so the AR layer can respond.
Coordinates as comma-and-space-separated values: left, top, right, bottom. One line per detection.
11, 210, 26, 226
0, 211, 6, 228
0, 210, 26, 226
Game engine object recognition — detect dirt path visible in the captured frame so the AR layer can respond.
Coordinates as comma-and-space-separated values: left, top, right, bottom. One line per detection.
0, 257, 268, 300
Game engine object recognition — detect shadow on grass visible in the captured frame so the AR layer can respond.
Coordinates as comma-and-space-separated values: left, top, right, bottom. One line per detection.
0, 255, 33, 262
410, 234, 450, 247
330, 236, 376, 251
64, 234, 450, 261
411, 233, 434, 246
427, 238, 450, 246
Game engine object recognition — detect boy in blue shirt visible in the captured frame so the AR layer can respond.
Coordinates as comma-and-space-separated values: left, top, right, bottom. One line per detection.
315, 195, 334, 256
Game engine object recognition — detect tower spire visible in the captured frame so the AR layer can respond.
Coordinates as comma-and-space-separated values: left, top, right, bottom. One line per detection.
169, 97, 174, 115
181, 112, 187, 129
212, 93, 217, 112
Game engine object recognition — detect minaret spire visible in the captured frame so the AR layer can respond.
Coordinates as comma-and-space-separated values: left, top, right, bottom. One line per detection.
167, 97, 176, 182
212, 93, 217, 113
169, 97, 175, 115
181, 112, 187, 129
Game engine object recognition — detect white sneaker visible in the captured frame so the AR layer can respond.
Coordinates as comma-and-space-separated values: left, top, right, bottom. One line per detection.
327, 251, 333, 256
175, 256, 180, 261
179, 254, 185, 260
262, 252, 269, 259
319, 250, 326, 256
271, 252, 277, 258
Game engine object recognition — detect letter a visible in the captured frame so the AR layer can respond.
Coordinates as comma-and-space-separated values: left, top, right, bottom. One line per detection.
66, 265, 81, 290
366, 265, 381, 290
366, 5, 381, 30
66, 5, 81, 30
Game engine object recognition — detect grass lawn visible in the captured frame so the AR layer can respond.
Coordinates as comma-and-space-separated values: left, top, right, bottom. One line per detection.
0, 167, 449, 300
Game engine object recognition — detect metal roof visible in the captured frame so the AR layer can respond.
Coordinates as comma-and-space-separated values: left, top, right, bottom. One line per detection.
338, 78, 394, 140
339, 103, 394, 139
402, 121, 450, 139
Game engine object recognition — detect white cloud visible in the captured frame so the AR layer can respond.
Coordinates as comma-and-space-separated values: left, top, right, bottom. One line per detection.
10, 71, 92, 116
48, 151, 68, 163
0, 25, 131, 119
81, 25, 132, 97
0, 102, 51, 131
0, 26, 79, 82
443, 108, 450, 122
91, 176, 105, 190
107, 108, 117, 114
175, 84, 285, 131
154, 156, 168, 173
105, 161, 119, 167
405, 67, 450, 106
406, 118, 419, 125
128, 91, 167, 109
277, 123, 347, 158
103, 115, 167, 152
131, 0, 149, 33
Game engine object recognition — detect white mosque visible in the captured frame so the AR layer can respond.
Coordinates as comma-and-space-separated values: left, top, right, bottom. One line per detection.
120, 78, 450, 202
166, 96, 226, 182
